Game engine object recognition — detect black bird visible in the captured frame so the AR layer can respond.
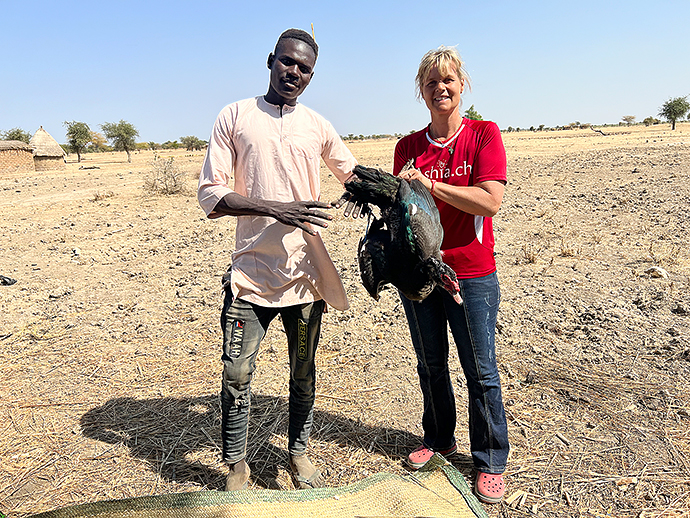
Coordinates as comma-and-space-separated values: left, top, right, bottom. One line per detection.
345, 164, 462, 304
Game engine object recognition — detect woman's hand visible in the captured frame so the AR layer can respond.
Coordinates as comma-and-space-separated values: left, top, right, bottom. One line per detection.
399, 168, 433, 192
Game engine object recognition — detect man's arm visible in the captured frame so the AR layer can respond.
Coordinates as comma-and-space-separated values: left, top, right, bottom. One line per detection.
212, 192, 334, 236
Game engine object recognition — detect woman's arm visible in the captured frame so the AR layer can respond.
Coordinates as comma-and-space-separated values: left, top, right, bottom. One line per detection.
399, 168, 505, 217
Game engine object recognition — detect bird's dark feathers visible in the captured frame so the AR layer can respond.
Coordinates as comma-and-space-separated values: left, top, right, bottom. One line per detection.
349, 164, 462, 304
345, 165, 400, 207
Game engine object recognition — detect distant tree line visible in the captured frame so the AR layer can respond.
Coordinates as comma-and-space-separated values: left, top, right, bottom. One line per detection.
343, 104, 487, 140
6, 95, 689, 154
2, 120, 209, 165
143, 137, 208, 151
500, 95, 690, 133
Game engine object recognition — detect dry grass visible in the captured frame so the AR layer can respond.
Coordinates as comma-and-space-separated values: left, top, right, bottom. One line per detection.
1, 125, 690, 517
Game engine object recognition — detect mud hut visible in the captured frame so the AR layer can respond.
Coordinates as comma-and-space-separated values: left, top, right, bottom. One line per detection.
0, 140, 36, 174
30, 126, 66, 171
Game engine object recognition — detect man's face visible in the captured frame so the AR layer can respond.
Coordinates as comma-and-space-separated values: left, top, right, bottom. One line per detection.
266, 38, 316, 106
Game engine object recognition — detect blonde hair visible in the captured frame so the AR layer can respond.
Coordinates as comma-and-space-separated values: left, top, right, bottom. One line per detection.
415, 45, 471, 100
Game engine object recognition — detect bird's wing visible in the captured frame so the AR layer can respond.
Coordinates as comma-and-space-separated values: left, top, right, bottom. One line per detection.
396, 179, 444, 258
408, 179, 440, 227
345, 165, 400, 207
357, 219, 391, 300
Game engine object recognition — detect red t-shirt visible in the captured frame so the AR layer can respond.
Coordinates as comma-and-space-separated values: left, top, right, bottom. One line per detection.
393, 118, 507, 279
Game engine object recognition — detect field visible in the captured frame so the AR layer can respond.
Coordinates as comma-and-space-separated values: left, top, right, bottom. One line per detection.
1, 123, 690, 517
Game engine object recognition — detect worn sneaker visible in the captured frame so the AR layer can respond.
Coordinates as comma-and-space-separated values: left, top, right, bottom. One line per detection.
474, 471, 505, 504
406, 443, 458, 470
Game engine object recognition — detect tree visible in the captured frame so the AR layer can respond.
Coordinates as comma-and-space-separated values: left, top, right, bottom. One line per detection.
1, 127, 31, 143
658, 96, 690, 130
464, 105, 483, 120
63, 121, 91, 162
180, 136, 207, 151
101, 120, 139, 162
621, 115, 636, 125
89, 131, 109, 152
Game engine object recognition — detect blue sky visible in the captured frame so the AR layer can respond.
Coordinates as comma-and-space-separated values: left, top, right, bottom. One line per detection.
1, 0, 688, 144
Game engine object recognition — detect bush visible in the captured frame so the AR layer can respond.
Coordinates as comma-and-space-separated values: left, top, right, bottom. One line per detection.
143, 154, 187, 195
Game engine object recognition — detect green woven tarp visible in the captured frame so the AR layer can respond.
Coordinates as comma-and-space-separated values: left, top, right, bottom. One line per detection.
29, 455, 488, 518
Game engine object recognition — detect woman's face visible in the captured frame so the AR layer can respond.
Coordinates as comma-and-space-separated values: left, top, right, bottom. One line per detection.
421, 64, 464, 117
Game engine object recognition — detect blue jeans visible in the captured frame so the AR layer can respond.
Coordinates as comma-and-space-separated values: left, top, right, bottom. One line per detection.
400, 271, 509, 474
219, 283, 324, 463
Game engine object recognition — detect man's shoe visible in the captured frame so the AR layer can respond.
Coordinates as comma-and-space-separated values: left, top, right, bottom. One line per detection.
225, 459, 250, 491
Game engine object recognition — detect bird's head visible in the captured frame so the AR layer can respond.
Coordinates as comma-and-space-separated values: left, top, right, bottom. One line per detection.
440, 272, 463, 305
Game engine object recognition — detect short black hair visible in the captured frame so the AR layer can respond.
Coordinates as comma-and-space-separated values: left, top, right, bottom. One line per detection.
274, 28, 318, 60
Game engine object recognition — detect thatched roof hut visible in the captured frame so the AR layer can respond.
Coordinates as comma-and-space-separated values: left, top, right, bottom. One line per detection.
30, 126, 66, 171
0, 140, 36, 174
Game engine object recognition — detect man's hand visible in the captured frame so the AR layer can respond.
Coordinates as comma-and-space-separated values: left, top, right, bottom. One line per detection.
211, 193, 333, 236
270, 200, 334, 236
331, 191, 370, 218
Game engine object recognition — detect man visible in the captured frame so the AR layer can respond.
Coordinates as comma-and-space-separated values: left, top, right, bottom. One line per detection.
197, 28, 360, 491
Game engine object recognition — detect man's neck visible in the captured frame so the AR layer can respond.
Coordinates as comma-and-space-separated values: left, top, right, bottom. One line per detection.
264, 92, 297, 108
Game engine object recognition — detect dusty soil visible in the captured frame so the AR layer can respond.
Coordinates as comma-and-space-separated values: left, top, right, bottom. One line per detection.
1, 124, 689, 517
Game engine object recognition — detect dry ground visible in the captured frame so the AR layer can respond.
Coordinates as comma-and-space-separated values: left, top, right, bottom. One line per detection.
1, 124, 689, 518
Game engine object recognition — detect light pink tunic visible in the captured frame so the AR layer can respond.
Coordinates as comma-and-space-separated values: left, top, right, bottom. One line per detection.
198, 96, 356, 310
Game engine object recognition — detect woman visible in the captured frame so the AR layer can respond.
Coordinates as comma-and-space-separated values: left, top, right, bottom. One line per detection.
393, 46, 509, 504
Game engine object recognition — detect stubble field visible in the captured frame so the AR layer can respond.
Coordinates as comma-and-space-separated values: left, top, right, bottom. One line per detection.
1, 123, 689, 517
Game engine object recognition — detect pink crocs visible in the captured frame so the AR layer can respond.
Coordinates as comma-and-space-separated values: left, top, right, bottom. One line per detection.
406, 443, 457, 470
474, 471, 505, 504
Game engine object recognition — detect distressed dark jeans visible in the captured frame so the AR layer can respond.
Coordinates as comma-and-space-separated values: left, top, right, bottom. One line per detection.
400, 271, 510, 474
220, 287, 324, 464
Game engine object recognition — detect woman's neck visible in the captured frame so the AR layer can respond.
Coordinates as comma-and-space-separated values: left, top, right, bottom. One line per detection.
428, 111, 464, 141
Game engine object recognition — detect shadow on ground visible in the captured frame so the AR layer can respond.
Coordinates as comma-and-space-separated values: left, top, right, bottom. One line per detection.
80, 394, 469, 491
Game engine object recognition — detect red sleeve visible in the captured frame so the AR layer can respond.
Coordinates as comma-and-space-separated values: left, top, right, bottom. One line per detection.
473, 121, 507, 184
